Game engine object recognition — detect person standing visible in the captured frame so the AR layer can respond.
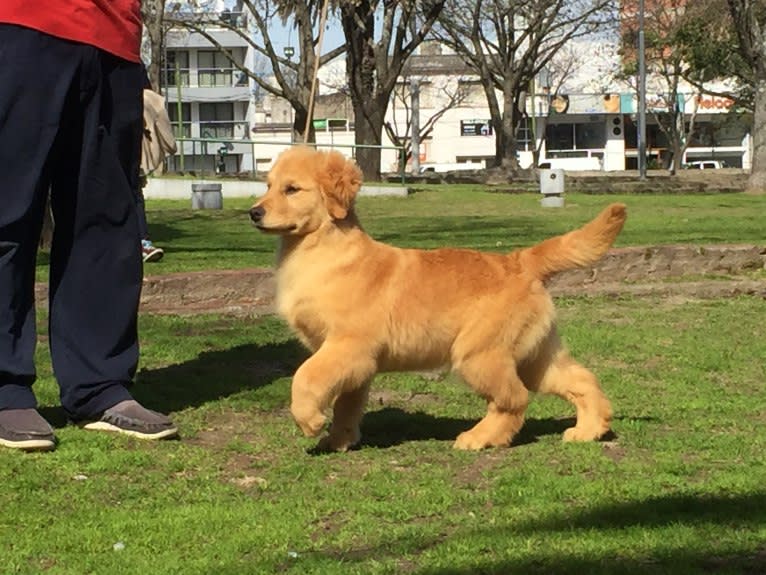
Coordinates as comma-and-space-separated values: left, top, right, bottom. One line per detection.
0, 0, 178, 451
138, 84, 179, 263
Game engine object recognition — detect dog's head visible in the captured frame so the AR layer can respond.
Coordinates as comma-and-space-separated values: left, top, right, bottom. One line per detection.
249, 146, 363, 236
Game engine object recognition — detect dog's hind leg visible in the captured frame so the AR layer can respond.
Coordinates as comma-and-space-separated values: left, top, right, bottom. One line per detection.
316, 380, 371, 452
453, 350, 529, 450
290, 340, 377, 440
519, 329, 612, 442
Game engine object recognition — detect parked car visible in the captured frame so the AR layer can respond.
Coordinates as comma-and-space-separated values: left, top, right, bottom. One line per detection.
685, 160, 723, 170
419, 162, 484, 173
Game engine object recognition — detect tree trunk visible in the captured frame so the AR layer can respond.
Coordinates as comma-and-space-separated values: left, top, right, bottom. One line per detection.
669, 137, 682, 175
494, 97, 521, 172
746, 77, 766, 193
141, 0, 165, 91
668, 114, 682, 175
292, 105, 316, 145
351, 102, 385, 180
494, 127, 518, 171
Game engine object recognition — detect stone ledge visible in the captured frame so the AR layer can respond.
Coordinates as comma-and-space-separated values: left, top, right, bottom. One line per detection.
33, 245, 766, 316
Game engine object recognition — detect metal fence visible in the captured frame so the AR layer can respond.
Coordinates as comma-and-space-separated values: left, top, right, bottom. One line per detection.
165, 137, 406, 182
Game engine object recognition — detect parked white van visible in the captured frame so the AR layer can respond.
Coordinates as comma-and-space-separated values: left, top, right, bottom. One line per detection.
419, 161, 484, 173
686, 160, 723, 170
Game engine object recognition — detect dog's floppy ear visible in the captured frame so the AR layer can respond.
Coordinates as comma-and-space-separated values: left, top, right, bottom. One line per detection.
318, 151, 362, 220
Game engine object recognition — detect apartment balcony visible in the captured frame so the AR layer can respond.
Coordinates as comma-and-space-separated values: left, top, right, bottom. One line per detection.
164, 67, 251, 103
171, 121, 251, 141
199, 120, 250, 140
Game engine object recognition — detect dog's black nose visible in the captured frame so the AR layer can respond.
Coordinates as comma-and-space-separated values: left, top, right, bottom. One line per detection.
249, 205, 265, 223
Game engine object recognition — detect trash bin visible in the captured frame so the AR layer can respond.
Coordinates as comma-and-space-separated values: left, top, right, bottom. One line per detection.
539, 169, 565, 207
191, 183, 223, 210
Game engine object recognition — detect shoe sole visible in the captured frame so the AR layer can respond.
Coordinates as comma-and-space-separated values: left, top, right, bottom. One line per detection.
142, 249, 164, 263
0, 437, 56, 452
81, 420, 178, 440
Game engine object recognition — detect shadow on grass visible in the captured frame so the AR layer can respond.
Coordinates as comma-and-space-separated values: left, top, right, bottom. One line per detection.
414, 548, 766, 575
39, 340, 306, 428
359, 408, 576, 448
131, 340, 306, 416
307, 492, 766, 575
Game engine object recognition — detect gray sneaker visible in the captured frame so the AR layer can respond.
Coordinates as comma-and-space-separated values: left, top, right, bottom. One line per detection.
80, 400, 178, 440
0, 409, 56, 452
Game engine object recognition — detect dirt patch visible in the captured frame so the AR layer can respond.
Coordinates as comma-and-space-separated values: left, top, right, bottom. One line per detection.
601, 441, 627, 464
187, 409, 293, 492
33, 244, 765, 316
453, 450, 508, 489
188, 409, 289, 450
401, 168, 751, 194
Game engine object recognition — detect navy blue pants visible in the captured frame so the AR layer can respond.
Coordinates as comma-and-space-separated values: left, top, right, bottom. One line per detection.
0, 24, 143, 419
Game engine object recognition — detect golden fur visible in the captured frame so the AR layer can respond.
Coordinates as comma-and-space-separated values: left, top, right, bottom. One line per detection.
250, 146, 627, 451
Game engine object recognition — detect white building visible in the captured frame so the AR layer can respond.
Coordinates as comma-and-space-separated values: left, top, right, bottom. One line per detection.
161, 27, 750, 175
163, 9, 257, 173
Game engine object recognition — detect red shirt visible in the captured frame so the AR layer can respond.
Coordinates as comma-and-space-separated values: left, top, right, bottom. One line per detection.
0, 0, 141, 63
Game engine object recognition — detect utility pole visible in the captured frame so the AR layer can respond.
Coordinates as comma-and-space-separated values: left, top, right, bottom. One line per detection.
175, 58, 185, 172
410, 77, 420, 175
409, 11, 420, 175
638, 0, 647, 179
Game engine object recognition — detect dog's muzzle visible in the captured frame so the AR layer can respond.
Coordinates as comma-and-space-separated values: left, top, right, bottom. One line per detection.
249, 206, 265, 224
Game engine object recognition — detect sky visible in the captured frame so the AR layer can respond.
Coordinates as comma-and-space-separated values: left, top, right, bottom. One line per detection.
199, 0, 345, 56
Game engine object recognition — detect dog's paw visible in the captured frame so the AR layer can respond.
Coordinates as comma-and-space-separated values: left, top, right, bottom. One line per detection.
562, 425, 608, 442
324, 424, 361, 452
291, 403, 327, 438
315, 430, 360, 453
453, 431, 491, 450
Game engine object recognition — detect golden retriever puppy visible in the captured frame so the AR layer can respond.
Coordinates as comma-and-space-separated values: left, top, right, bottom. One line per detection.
250, 146, 627, 451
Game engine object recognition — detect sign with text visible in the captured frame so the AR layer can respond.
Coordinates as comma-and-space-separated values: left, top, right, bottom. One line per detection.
460, 119, 493, 136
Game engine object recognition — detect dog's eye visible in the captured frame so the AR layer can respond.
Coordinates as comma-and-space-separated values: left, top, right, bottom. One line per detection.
285, 185, 300, 195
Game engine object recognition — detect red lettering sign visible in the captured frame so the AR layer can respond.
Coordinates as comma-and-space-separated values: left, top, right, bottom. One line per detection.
696, 95, 734, 110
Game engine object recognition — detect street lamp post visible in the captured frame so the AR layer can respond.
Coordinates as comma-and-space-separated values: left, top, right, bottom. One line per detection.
638, 0, 647, 179
284, 46, 295, 142
410, 77, 420, 175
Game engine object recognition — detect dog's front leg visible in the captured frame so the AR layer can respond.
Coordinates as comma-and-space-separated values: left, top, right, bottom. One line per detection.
290, 372, 330, 438
316, 381, 372, 452
290, 341, 377, 442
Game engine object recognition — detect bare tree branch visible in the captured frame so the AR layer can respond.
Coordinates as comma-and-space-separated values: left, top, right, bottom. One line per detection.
435, 0, 615, 171
165, 0, 347, 142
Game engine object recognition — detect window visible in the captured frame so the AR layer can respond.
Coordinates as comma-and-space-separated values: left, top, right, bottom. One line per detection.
624, 116, 672, 149
198, 51, 233, 87
164, 51, 190, 87
516, 117, 532, 151
713, 118, 747, 147
167, 103, 191, 138
688, 120, 746, 148
199, 103, 235, 139
545, 123, 574, 150
546, 122, 605, 150
575, 122, 605, 149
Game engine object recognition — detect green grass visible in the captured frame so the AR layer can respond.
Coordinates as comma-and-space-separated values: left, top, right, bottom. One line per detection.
2, 297, 765, 574
36, 189, 765, 276
9, 190, 766, 573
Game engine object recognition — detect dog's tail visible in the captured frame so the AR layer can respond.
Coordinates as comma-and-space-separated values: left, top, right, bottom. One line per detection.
518, 203, 627, 281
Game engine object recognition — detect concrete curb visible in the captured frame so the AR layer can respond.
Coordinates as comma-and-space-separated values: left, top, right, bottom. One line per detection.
33, 245, 765, 317
144, 179, 409, 199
